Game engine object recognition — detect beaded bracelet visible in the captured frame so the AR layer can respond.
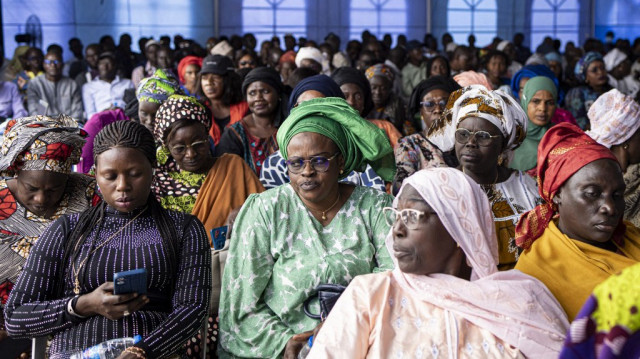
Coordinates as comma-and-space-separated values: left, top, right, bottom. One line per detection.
123, 346, 146, 359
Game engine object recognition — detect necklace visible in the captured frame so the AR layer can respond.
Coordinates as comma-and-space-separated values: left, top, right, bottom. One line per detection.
71, 207, 147, 295
463, 168, 500, 203
307, 193, 342, 221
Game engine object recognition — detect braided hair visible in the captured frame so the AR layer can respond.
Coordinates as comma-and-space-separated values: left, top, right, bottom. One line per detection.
59, 121, 178, 295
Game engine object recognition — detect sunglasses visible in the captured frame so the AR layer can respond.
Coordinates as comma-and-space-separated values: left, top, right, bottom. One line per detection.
383, 207, 426, 230
43, 59, 61, 65
285, 152, 339, 174
420, 99, 447, 110
239, 61, 256, 66
169, 140, 209, 156
455, 128, 501, 147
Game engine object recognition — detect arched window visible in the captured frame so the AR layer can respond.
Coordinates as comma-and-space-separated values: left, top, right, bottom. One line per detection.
350, 0, 407, 43
447, 0, 497, 47
242, 0, 306, 48
531, 0, 580, 51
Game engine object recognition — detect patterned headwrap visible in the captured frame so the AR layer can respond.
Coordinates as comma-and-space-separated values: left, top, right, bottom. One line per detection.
510, 65, 559, 101
177, 55, 203, 84
153, 94, 211, 144
515, 123, 619, 250
365, 64, 395, 83
574, 52, 604, 83
136, 69, 183, 104
277, 97, 396, 181
586, 88, 640, 148
0, 115, 87, 175
427, 85, 527, 154
603, 48, 628, 72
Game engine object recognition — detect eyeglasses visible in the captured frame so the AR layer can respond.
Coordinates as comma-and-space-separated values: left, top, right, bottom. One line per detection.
420, 99, 447, 110
383, 207, 426, 230
285, 152, 340, 174
239, 61, 256, 66
43, 59, 61, 65
169, 140, 209, 156
455, 128, 501, 147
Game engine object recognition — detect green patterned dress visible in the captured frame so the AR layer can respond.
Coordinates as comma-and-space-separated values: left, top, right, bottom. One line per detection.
218, 184, 393, 358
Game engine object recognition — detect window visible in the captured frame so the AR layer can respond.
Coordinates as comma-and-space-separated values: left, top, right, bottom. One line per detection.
531, 0, 580, 51
242, 0, 306, 48
350, 0, 407, 43
447, 0, 497, 46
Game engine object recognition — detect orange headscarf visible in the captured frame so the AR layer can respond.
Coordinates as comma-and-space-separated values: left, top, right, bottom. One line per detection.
177, 55, 203, 84
515, 123, 620, 250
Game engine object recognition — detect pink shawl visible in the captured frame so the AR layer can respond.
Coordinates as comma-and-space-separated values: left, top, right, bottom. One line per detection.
389, 168, 570, 357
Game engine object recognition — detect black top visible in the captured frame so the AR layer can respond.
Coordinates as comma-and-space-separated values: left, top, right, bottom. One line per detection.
4, 206, 211, 358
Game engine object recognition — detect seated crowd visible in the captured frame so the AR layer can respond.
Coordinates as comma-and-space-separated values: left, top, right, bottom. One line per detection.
0, 29, 639, 359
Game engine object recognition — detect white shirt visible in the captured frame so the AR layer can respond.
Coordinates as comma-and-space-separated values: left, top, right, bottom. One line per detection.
81, 75, 133, 120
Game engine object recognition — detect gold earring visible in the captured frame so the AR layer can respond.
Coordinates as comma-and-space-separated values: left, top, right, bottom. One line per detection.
340, 169, 344, 174
624, 143, 630, 150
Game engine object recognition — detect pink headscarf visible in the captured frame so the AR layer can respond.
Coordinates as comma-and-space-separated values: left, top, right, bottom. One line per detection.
388, 168, 570, 357
453, 70, 493, 89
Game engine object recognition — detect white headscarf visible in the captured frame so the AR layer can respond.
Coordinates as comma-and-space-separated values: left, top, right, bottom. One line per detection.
295, 46, 329, 74
603, 48, 628, 72
387, 168, 570, 357
586, 88, 640, 148
427, 85, 527, 154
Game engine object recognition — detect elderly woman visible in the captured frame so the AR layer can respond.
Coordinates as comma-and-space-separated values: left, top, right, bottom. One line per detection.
260, 75, 386, 191
137, 69, 182, 133
515, 123, 640, 320
565, 52, 612, 130
218, 97, 396, 359
215, 67, 288, 176
0, 115, 99, 353
152, 94, 264, 236
331, 66, 401, 147
4, 120, 211, 358
392, 76, 461, 194
511, 76, 558, 175
177, 55, 203, 97
560, 263, 640, 359
365, 64, 414, 136
428, 85, 539, 270
586, 89, 640, 227
309, 168, 569, 358
197, 54, 247, 145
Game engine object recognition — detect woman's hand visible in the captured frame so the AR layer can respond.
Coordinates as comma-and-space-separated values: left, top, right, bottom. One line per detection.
75, 282, 149, 320
283, 322, 324, 359
224, 207, 241, 238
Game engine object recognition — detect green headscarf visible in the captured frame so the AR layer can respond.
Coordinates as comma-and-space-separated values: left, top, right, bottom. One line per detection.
511, 76, 558, 171
277, 97, 396, 181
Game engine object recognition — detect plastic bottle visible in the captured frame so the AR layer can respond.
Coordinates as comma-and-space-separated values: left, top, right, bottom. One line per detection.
297, 335, 314, 359
69, 335, 142, 359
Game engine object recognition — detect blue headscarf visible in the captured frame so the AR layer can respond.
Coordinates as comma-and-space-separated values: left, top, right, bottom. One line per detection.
574, 51, 604, 83
288, 74, 345, 111
510, 65, 563, 103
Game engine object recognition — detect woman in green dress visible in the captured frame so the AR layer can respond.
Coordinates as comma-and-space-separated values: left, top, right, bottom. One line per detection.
218, 97, 397, 359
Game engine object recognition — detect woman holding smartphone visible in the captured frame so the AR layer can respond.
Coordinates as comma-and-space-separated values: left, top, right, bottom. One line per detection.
4, 120, 211, 359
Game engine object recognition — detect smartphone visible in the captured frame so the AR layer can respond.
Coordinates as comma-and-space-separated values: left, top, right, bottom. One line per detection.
113, 268, 147, 295
211, 226, 228, 250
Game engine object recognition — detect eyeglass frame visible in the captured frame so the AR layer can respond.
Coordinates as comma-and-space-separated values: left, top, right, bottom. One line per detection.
285, 152, 340, 174
383, 207, 428, 230
454, 128, 502, 147
169, 139, 209, 156
43, 59, 62, 66
420, 99, 448, 111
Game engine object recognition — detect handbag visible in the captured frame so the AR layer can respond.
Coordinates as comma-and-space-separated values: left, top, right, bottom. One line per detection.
209, 239, 229, 316
303, 284, 346, 320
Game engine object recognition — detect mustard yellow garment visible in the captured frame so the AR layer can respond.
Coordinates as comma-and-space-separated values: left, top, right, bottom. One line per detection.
515, 220, 640, 321
191, 153, 265, 244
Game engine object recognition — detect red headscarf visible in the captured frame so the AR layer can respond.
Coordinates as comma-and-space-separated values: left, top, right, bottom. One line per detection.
177, 55, 203, 84
279, 50, 296, 66
515, 123, 620, 250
